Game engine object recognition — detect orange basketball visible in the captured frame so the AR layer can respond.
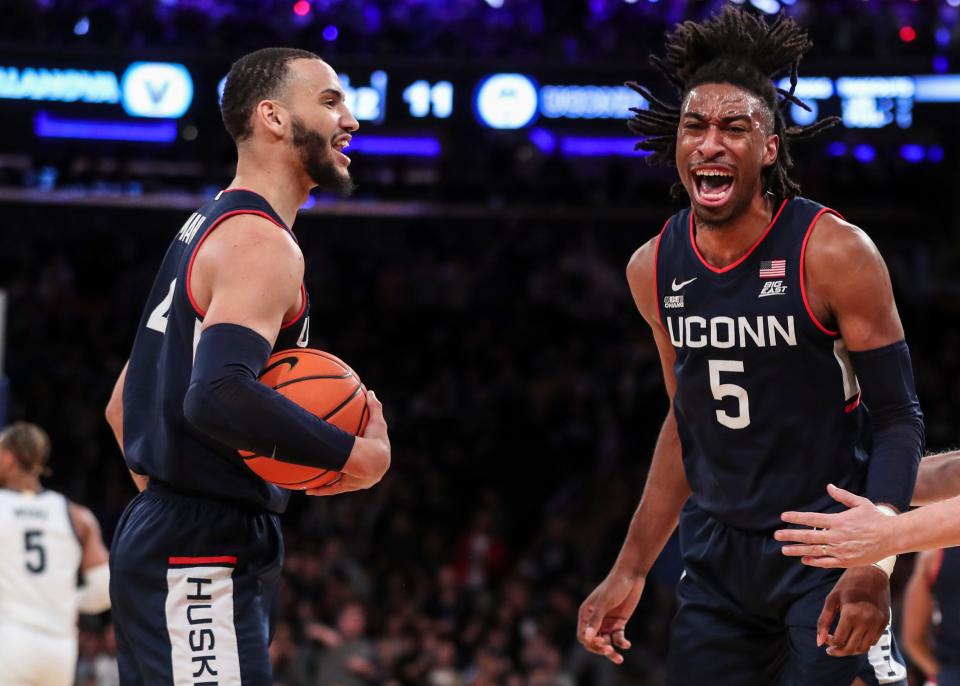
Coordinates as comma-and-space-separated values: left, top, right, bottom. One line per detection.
239, 348, 368, 490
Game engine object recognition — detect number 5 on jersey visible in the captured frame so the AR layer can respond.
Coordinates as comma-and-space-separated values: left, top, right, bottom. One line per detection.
24, 529, 46, 573
708, 359, 751, 430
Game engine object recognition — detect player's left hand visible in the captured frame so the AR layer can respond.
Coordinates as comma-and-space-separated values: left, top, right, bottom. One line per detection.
774, 484, 895, 568
816, 565, 890, 657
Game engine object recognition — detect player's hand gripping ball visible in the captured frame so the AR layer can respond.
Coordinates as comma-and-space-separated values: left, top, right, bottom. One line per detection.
239, 349, 369, 489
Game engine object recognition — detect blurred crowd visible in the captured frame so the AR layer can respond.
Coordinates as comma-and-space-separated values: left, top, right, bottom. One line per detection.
2, 198, 959, 685
3, 0, 956, 63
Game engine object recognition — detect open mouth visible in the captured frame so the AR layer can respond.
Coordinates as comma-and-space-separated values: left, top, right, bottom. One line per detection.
692, 167, 735, 207
332, 137, 351, 165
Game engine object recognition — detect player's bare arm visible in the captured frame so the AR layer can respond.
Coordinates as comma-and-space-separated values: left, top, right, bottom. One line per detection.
804, 213, 905, 352
777, 484, 960, 565
105, 362, 149, 492
68, 501, 111, 613
777, 212, 923, 656
187, 214, 390, 490
913, 450, 960, 505
901, 550, 941, 680
791, 452, 960, 564
577, 235, 690, 665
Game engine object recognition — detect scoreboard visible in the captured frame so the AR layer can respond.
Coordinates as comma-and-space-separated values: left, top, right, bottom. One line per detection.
1, 51, 958, 157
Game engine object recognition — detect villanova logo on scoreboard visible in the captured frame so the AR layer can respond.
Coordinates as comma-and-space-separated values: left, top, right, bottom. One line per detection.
120, 62, 193, 118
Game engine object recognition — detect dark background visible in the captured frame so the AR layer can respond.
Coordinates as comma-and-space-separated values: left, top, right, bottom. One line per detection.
1, 1, 959, 684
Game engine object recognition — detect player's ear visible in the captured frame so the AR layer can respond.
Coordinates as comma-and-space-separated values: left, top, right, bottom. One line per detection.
762, 133, 779, 168
255, 99, 287, 139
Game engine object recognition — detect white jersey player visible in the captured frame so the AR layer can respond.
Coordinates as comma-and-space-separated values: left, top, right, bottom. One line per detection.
0, 421, 111, 686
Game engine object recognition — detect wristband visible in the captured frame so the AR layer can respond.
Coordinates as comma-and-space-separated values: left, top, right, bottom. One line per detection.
871, 505, 898, 576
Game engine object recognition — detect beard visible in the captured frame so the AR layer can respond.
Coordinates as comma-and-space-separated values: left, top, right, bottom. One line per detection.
291, 116, 355, 197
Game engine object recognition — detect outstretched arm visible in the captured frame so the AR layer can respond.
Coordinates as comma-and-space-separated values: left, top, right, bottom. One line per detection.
913, 450, 960, 506
778, 484, 960, 564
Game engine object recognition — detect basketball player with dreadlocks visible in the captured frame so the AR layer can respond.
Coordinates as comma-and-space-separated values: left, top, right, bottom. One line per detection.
577, 8, 923, 685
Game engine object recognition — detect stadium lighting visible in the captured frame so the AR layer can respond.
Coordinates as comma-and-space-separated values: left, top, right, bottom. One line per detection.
34, 111, 177, 143
826, 142, 847, 157
749, 0, 781, 14
852, 144, 876, 163
900, 144, 925, 163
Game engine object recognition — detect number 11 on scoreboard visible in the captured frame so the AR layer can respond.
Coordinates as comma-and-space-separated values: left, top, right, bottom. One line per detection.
403, 80, 454, 119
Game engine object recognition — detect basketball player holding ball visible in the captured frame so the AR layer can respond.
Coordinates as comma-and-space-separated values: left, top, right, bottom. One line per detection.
103, 48, 391, 685
577, 9, 923, 686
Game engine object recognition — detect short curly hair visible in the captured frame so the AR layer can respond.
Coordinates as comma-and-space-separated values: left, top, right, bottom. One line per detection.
220, 47, 322, 143
627, 6, 839, 200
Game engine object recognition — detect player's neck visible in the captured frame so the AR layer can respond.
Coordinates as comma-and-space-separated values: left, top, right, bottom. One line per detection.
2, 473, 41, 492
230, 153, 311, 229
692, 192, 776, 270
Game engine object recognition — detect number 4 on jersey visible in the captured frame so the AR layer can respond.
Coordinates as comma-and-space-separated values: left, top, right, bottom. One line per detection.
146, 279, 177, 334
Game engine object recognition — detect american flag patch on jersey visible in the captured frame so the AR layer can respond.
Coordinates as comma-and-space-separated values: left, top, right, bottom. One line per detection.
759, 259, 786, 278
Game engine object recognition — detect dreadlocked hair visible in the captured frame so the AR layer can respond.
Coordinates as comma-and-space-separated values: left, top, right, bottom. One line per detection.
626, 6, 839, 200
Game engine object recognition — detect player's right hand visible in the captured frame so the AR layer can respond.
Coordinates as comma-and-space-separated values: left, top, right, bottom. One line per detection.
577, 571, 645, 665
309, 390, 390, 495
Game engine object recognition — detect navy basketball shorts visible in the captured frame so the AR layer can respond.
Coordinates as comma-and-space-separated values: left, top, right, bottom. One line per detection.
666, 503, 907, 686
109, 482, 283, 686
939, 665, 960, 686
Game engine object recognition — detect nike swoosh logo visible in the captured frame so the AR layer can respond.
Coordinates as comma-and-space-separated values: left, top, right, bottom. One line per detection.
671, 277, 697, 292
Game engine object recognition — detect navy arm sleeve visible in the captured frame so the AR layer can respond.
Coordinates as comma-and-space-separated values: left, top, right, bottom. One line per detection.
182, 323, 355, 471
851, 340, 925, 512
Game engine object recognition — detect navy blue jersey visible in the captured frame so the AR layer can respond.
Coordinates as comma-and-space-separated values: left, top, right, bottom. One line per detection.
655, 196, 870, 531
932, 548, 960, 666
123, 189, 311, 513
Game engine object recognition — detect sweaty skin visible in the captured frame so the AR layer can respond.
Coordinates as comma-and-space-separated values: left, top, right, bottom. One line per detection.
578, 81, 901, 666
676, 85, 777, 231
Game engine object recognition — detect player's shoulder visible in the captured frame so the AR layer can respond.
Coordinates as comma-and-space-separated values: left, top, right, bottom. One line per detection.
626, 227, 669, 323
805, 208, 883, 272
197, 213, 304, 275
626, 232, 662, 281
212, 212, 299, 250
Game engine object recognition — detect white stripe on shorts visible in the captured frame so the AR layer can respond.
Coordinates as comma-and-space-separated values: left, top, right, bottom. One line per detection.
165, 565, 242, 686
867, 623, 907, 685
